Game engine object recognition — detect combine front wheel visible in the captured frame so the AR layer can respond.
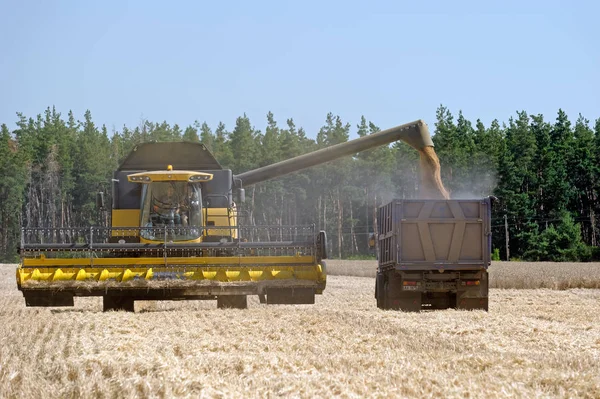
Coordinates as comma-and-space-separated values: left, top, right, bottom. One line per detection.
217, 295, 248, 309
103, 296, 135, 312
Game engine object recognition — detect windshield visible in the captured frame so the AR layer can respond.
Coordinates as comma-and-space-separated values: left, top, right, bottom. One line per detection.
139, 181, 203, 241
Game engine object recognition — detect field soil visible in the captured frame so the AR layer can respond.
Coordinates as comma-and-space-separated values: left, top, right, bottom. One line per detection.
1, 262, 599, 398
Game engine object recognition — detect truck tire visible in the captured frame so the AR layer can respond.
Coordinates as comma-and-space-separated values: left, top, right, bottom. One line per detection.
217, 295, 248, 309
376, 272, 385, 309
456, 271, 489, 311
383, 271, 421, 312
394, 293, 422, 312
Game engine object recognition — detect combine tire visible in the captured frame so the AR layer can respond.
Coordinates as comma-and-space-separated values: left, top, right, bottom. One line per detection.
217, 295, 248, 309
103, 296, 135, 312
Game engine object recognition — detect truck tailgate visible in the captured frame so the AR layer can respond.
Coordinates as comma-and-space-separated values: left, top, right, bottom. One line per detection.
377, 198, 492, 271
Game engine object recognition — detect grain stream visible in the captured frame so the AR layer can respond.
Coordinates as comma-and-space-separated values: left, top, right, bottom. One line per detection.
419, 146, 450, 200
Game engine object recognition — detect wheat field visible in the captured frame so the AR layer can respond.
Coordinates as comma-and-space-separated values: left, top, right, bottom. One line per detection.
1, 262, 599, 398
327, 260, 600, 289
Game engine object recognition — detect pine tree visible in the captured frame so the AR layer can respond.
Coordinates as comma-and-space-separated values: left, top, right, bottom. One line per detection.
0, 124, 27, 261
546, 109, 574, 217
212, 122, 234, 168
432, 106, 477, 195
73, 110, 112, 225
261, 112, 282, 166
594, 118, 600, 245
229, 114, 258, 174
471, 119, 500, 197
253, 112, 284, 226
277, 119, 311, 228
198, 122, 213, 150
570, 114, 596, 245
530, 114, 552, 221
183, 125, 199, 142
312, 113, 352, 257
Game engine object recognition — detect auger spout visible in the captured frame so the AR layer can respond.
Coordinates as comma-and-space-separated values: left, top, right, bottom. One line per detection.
234, 119, 434, 187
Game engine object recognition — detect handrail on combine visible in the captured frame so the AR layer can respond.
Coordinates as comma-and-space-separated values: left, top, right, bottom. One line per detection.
19, 225, 318, 260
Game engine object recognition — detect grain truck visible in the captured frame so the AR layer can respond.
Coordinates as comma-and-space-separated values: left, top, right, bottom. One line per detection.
375, 197, 493, 311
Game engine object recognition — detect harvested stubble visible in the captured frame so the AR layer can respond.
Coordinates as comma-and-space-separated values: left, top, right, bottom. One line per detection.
1, 264, 600, 398
326, 260, 600, 289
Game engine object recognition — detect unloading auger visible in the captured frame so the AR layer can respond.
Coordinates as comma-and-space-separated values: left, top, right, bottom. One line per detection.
16, 119, 437, 311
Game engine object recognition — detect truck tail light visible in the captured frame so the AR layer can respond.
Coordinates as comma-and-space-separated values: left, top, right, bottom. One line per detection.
403, 281, 417, 286
465, 280, 480, 286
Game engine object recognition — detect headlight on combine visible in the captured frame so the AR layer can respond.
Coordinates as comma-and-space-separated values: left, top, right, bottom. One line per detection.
189, 175, 210, 182
129, 176, 151, 182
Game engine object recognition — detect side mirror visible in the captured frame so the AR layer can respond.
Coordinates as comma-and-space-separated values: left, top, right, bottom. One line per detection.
96, 192, 105, 210
317, 231, 327, 260
236, 188, 246, 203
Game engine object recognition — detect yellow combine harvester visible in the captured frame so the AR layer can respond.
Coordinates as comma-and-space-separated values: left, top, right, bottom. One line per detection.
16, 119, 435, 311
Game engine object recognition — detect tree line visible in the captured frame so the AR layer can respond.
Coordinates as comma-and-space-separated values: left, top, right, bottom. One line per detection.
1, 105, 599, 262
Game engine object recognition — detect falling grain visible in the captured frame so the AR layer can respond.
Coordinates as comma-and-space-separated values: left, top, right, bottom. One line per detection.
418, 146, 450, 200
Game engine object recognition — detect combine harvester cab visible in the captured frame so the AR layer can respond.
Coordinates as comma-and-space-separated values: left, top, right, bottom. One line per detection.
16, 119, 441, 312
375, 197, 493, 312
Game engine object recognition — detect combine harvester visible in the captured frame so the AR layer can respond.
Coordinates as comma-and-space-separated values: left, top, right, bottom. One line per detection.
16, 120, 440, 311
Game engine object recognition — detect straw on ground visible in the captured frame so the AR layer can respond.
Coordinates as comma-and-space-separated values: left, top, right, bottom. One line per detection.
1, 262, 599, 398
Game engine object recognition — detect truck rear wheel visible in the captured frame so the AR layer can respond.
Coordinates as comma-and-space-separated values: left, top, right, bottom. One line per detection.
217, 295, 248, 309
382, 271, 422, 312
455, 272, 489, 311
376, 272, 385, 309
393, 293, 422, 312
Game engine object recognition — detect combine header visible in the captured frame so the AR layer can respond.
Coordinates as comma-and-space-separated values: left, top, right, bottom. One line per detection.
16, 119, 437, 311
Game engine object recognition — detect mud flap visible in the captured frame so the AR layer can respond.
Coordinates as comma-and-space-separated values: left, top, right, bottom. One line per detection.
390, 292, 422, 312
383, 271, 422, 312
266, 288, 315, 304
456, 294, 488, 311
456, 271, 489, 311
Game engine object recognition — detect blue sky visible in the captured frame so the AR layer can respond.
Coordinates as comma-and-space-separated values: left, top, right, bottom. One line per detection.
1, 0, 598, 139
